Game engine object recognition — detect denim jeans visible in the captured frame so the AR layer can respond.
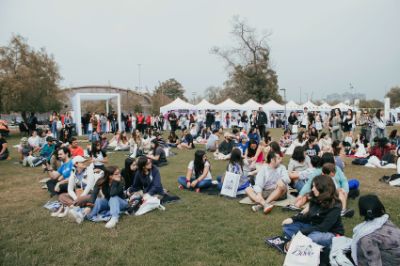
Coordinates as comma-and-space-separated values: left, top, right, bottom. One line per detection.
87, 196, 128, 219
177, 176, 212, 189
283, 222, 335, 247
294, 179, 306, 192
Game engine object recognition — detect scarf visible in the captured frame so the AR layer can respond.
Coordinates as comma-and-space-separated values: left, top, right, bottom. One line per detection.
351, 214, 389, 265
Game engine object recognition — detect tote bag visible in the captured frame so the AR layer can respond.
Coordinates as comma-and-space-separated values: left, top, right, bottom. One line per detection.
220, 171, 240, 198
292, 124, 298, 134
283, 231, 322, 266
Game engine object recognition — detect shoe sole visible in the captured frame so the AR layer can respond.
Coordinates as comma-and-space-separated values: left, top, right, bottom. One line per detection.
263, 205, 274, 214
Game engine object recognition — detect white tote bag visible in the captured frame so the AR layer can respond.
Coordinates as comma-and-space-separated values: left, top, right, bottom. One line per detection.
220, 171, 240, 198
292, 124, 298, 134
284, 232, 322, 266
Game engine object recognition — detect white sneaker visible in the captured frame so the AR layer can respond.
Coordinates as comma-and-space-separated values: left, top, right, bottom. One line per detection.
105, 217, 118, 229
69, 208, 85, 224
51, 207, 63, 217
251, 205, 262, 212
57, 207, 69, 218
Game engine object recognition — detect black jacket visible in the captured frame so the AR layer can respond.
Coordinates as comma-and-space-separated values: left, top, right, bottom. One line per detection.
256, 111, 268, 125
91, 180, 125, 203
292, 201, 344, 236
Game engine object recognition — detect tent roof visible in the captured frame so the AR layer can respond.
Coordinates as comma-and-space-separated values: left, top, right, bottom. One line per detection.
333, 102, 353, 110
160, 97, 195, 113
286, 100, 301, 110
195, 99, 217, 110
241, 99, 263, 110
264, 100, 284, 110
215, 98, 243, 110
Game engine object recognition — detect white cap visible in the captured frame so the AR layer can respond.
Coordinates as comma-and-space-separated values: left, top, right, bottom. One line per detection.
72, 156, 87, 164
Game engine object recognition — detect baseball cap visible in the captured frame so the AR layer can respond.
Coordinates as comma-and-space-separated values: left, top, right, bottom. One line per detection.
72, 155, 87, 164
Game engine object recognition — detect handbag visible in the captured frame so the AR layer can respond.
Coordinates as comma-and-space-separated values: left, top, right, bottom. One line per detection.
283, 232, 322, 266
220, 171, 240, 198
292, 124, 298, 134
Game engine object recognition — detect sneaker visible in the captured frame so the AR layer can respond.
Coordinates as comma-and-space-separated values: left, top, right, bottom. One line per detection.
41, 184, 48, 189
178, 185, 184, 190
50, 207, 63, 217
282, 204, 301, 212
69, 208, 85, 224
265, 236, 289, 254
263, 203, 274, 214
57, 207, 69, 218
341, 208, 355, 218
105, 217, 118, 229
251, 204, 262, 212
195, 188, 201, 193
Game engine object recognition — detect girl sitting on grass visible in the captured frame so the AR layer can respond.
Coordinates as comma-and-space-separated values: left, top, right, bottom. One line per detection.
217, 148, 251, 195
178, 150, 212, 192
281, 175, 344, 250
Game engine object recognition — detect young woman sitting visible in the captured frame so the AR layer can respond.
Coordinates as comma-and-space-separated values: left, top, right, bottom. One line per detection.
177, 129, 195, 149
121, 157, 138, 190
89, 141, 108, 170
178, 150, 212, 192
217, 148, 251, 195
332, 140, 346, 171
146, 139, 168, 167
318, 132, 332, 154
282, 175, 344, 249
351, 194, 400, 266
288, 146, 311, 190
128, 156, 165, 198
167, 131, 180, 148
279, 129, 293, 151
86, 166, 127, 229
303, 135, 321, 158
115, 131, 130, 151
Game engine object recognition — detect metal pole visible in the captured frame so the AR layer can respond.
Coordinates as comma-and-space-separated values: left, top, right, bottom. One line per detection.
138, 64, 142, 91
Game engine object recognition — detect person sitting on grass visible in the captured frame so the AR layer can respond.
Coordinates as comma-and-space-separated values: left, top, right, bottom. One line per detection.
217, 148, 251, 195
28, 130, 41, 153
115, 131, 130, 151
100, 133, 109, 150
44, 146, 73, 200
351, 194, 400, 266
129, 156, 165, 198
146, 139, 168, 167
69, 137, 84, 158
281, 175, 344, 250
245, 151, 290, 214
167, 130, 180, 148
178, 150, 212, 192
40, 136, 56, 162
86, 166, 127, 229
177, 129, 195, 149
237, 135, 249, 156
121, 157, 138, 191
57, 157, 98, 220
294, 154, 354, 217
18, 137, 33, 166
318, 132, 333, 154
279, 129, 293, 151
206, 129, 219, 152
332, 140, 345, 171
248, 127, 260, 144
89, 140, 108, 170
303, 135, 321, 158
288, 146, 311, 191
214, 132, 235, 160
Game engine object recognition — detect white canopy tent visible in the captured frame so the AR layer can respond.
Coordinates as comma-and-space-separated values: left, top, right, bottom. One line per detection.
195, 99, 217, 110
72, 93, 121, 136
333, 102, 353, 111
241, 99, 263, 111
160, 97, 195, 113
264, 100, 284, 111
215, 98, 243, 110
302, 100, 319, 111
286, 100, 302, 111
318, 102, 332, 112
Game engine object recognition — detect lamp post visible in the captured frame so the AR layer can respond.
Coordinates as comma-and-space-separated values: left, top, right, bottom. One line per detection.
280, 88, 287, 128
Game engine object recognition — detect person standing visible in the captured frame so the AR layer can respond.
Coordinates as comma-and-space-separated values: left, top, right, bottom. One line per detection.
359, 110, 372, 147
168, 111, 178, 132
256, 107, 268, 139
330, 108, 343, 142
373, 109, 386, 140
241, 111, 249, 132
27, 112, 38, 136
301, 107, 309, 129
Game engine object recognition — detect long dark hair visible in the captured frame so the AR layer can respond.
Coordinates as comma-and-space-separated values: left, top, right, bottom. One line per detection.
137, 156, 150, 174
376, 109, 382, 120
193, 150, 206, 178
269, 141, 281, 155
91, 140, 101, 154
311, 175, 339, 209
103, 165, 119, 185
229, 148, 243, 169
247, 139, 258, 157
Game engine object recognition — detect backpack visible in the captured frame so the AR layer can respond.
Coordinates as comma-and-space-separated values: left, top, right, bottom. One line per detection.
351, 158, 368, 165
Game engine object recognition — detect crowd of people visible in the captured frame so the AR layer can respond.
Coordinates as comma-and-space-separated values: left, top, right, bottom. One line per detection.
2, 105, 400, 265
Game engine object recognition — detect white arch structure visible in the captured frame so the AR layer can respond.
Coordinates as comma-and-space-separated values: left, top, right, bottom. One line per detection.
72, 93, 121, 136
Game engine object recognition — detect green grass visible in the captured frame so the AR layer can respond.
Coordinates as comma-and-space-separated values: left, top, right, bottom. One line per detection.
1, 128, 400, 265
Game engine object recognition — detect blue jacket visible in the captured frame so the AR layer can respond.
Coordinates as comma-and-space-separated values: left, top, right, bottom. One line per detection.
299, 166, 349, 196
131, 166, 164, 196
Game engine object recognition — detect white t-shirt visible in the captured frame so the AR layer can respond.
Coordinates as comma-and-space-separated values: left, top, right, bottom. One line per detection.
206, 134, 219, 150
28, 136, 40, 147
188, 161, 212, 180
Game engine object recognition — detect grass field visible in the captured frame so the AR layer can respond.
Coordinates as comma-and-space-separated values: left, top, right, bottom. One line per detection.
1, 128, 399, 266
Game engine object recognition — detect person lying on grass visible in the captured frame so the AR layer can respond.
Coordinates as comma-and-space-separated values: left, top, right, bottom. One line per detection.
56, 157, 99, 218
217, 148, 251, 195
291, 153, 354, 218
245, 151, 290, 214
178, 150, 212, 192
281, 174, 344, 251
85, 166, 127, 229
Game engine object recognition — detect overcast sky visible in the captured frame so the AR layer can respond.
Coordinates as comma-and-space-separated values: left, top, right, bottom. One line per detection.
1, 0, 399, 103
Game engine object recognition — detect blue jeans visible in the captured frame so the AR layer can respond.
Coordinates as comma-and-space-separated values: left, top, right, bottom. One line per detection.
177, 176, 212, 189
294, 180, 306, 192
283, 222, 335, 247
87, 196, 128, 219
